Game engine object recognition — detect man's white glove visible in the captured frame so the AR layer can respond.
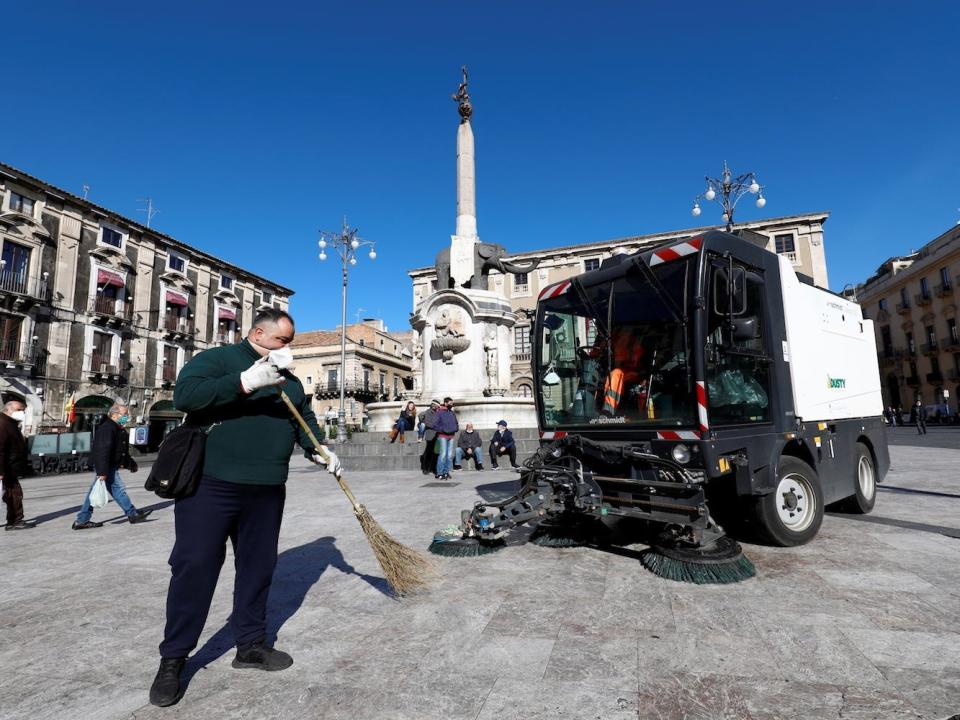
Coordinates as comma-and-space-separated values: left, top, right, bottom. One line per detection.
240, 356, 285, 393
311, 449, 342, 478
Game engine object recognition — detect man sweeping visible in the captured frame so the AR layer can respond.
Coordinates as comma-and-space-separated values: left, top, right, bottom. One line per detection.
149, 309, 342, 707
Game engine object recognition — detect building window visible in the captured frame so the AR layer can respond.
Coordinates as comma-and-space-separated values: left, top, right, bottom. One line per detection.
584, 258, 601, 272
518, 384, 532, 398
941, 267, 951, 287
162, 344, 178, 383
359, 339, 365, 347
514, 326, 530, 356
900, 287, 909, 307
931, 356, 941, 375
514, 273, 529, 294
305, 375, 312, 385
393, 375, 401, 397
91, 331, 113, 371
906, 332, 915, 354
926, 325, 936, 346
881, 327, 893, 357
920, 277, 930, 299
327, 368, 338, 387
100, 226, 124, 249
261, 289, 273, 305
220, 273, 234, 290
949, 318, 958, 344
363, 367, 371, 390
0, 314, 23, 362
1, 240, 31, 293
379, 371, 386, 393
8, 191, 34, 216
878, 298, 887, 312
167, 252, 186, 274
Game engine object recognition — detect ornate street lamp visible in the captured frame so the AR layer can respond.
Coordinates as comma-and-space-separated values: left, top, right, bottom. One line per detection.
318, 217, 376, 443
691, 161, 767, 231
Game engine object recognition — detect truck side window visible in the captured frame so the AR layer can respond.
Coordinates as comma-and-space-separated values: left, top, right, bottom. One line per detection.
706, 261, 771, 425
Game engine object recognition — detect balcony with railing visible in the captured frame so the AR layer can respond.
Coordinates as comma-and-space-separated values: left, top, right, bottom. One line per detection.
949, 369, 960, 383
926, 371, 943, 384
86, 352, 122, 383
878, 350, 896, 366
935, 282, 953, 298
313, 380, 380, 402
161, 364, 178, 385
915, 292, 933, 307
941, 336, 960, 352
512, 351, 531, 363
0, 337, 37, 370
921, 341, 939, 355
875, 309, 890, 324
905, 374, 921, 386
161, 314, 195, 339
896, 301, 911, 314
88, 296, 133, 326
894, 347, 913, 359
0, 269, 48, 309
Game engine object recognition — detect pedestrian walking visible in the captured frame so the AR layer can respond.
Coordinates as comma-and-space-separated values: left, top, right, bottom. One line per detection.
915, 399, 927, 435
72, 403, 151, 530
454, 423, 484, 470
489, 420, 519, 469
1, 400, 34, 531
433, 397, 459, 479
388, 401, 417, 444
149, 309, 342, 708
419, 399, 441, 475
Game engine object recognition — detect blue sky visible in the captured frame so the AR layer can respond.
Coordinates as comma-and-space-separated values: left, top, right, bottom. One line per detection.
3, 1, 958, 332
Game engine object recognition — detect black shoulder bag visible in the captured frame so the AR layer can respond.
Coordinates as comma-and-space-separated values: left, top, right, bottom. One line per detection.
144, 422, 218, 499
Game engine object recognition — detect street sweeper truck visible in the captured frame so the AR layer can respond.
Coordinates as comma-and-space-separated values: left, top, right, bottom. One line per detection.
430, 229, 889, 584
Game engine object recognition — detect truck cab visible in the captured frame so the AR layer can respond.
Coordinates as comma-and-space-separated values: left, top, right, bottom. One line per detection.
532, 230, 889, 546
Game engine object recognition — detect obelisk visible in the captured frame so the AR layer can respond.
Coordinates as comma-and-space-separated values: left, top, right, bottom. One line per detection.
449, 66, 478, 288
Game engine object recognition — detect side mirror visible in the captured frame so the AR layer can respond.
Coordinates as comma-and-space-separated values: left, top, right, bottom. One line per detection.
731, 316, 760, 341
544, 314, 564, 330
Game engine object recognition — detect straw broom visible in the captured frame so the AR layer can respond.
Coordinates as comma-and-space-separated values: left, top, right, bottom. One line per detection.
279, 391, 434, 595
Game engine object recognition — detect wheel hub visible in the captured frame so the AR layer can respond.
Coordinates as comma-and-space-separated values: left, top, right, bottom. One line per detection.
775, 474, 814, 530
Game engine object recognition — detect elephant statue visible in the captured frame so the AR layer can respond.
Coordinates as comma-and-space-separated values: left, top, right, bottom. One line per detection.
434, 242, 541, 291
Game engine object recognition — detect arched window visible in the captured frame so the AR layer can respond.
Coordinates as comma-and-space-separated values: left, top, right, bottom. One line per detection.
517, 384, 532, 398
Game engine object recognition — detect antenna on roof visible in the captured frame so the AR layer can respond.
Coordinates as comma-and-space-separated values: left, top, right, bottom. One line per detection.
354, 307, 365, 323
82, 184, 90, 199
137, 197, 159, 228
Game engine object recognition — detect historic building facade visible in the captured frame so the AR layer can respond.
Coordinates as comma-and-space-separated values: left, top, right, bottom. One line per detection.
408, 212, 830, 397
289, 320, 414, 428
0, 161, 290, 444
851, 221, 960, 415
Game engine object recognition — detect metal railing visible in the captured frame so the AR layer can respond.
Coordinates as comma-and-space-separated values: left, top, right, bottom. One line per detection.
88, 352, 118, 376
512, 352, 531, 363
0, 270, 46, 299
0, 337, 36, 365
935, 282, 953, 298
915, 293, 933, 306
941, 337, 960, 351
921, 341, 938, 355
896, 301, 911, 314
162, 314, 195, 334
89, 296, 133, 321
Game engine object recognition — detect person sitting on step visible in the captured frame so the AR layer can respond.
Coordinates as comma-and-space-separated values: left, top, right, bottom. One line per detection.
389, 401, 417, 444
453, 423, 484, 470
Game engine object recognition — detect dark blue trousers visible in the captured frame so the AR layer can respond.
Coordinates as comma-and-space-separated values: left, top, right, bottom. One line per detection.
159, 476, 286, 659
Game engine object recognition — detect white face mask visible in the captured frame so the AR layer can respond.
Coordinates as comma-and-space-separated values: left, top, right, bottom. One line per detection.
267, 347, 294, 369
10, 410, 25, 423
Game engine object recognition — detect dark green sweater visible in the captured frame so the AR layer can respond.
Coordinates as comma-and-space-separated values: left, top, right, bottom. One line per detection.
173, 339, 323, 485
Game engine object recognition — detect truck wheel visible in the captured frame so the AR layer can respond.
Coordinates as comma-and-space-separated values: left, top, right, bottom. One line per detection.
836, 442, 876, 514
752, 456, 824, 547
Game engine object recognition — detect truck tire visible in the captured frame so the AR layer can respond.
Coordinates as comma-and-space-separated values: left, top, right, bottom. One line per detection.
752, 456, 824, 547
836, 442, 877, 514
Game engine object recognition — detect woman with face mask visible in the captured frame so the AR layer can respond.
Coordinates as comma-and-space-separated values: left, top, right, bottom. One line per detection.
1, 400, 34, 530
72, 403, 152, 529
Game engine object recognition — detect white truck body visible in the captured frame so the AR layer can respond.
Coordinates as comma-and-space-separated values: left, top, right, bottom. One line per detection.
778, 255, 883, 423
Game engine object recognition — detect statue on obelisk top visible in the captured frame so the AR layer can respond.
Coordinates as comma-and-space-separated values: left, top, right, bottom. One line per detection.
434, 66, 541, 291
452, 65, 472, 123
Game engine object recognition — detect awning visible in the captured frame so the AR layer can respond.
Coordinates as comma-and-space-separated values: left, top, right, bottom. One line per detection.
218, 307, 236, 320
96, 268, 125, 288
165, 290, 188, 306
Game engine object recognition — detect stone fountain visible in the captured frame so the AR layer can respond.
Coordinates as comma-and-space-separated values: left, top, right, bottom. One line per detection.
366, 67, 538, 431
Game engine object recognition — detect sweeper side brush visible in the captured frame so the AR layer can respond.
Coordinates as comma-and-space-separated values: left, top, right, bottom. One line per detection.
640, 536, 756, 584
428, 526, 505, 557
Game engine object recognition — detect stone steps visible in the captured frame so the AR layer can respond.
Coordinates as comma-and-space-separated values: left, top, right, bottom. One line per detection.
327, 431, 542, 472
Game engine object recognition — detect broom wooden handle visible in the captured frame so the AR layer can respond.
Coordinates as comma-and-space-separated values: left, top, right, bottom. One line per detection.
279, 390, 361, 511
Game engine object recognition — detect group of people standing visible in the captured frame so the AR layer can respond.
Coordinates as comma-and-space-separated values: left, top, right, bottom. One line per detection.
390, 398, 519, 478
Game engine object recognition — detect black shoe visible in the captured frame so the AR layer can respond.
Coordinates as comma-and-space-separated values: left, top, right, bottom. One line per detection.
5, 521, 36, 531
490, 464, 498, 469
511, 464, 521, 469
72, 520, 103, 530
149, 657, 186, 707
129, 509, 153, 524
476, 465, 484, 471
232, 641, 293, 671
453, 465, 462, 471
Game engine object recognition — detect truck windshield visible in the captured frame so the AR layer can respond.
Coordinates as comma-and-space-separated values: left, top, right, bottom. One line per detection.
536, 259, 695, 429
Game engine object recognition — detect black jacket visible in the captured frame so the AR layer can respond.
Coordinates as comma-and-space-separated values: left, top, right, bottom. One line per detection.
0, 414, 28, 480
422, 407, 440, 442
92, 418, 133, 476
490, 429, 515, 449
457, 430, 482, 451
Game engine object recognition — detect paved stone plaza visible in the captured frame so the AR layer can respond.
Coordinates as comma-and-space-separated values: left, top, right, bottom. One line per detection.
3, 440, 960, 720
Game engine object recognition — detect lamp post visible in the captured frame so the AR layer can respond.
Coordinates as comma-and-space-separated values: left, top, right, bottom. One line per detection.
691, 161, 767, 231
318, 217, 376, 443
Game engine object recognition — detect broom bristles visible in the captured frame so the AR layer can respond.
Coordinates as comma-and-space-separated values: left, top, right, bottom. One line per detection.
355, 505, 435, 595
